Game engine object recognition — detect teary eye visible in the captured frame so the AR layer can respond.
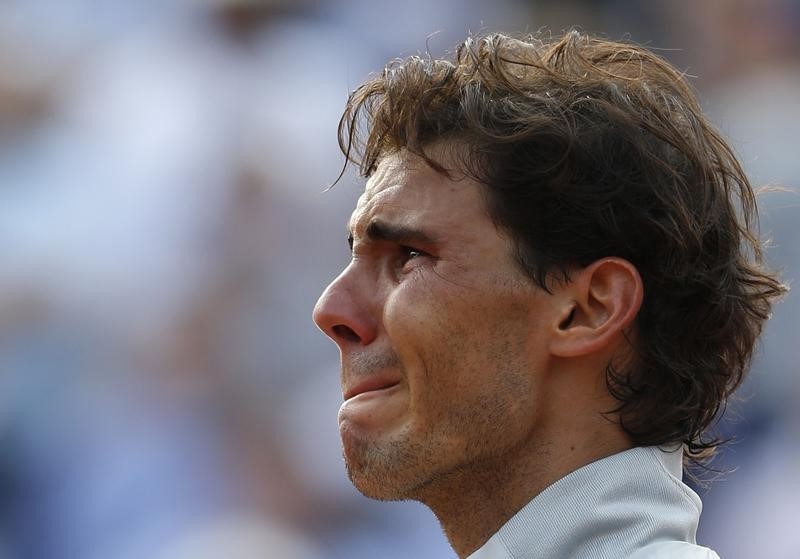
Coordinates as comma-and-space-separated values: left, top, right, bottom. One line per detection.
400, 245, 425, 260
400, 245, 425, 261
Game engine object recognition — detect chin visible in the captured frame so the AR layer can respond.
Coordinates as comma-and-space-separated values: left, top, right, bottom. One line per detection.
346, 464, 403, 501
344, 456, 411, 501
341, 433, 427, 502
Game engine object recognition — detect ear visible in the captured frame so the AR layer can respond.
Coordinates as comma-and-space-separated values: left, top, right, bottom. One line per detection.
549, 258, 643, 358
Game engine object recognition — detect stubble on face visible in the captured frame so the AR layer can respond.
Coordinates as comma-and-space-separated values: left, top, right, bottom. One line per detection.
338, 350, 413, 499
341, 295, 539, 503
335, 149, 550, 507
339, 348, 429, 500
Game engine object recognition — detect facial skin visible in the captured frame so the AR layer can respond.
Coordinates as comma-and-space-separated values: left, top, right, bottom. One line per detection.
313, 148, 643, 557
313, 149, 562, 500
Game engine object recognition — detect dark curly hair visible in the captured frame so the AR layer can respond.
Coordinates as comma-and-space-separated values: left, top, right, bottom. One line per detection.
336, 30, 786, 462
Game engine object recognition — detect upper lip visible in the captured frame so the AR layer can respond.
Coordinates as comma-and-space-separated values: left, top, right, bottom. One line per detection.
343, 376, 401, 400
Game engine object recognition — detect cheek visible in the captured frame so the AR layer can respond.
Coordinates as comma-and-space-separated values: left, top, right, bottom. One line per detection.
382, 278, 447, 367
384, 280, 506, 386
382, 269, 441, 334
382, 270, 545, 386
382, 277, 471, 390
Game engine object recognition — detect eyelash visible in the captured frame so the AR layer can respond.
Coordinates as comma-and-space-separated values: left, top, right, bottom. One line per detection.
400, 245, 424, 260
398, 245, 430, 270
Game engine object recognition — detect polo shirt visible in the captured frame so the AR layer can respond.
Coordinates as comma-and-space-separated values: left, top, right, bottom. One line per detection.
467, 446, 720, 558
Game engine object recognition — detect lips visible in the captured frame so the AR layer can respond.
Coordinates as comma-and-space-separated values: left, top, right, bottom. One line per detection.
343, 376, 401, 401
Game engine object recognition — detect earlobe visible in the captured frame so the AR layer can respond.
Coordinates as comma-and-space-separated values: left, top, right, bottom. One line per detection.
549, 258, 643, 358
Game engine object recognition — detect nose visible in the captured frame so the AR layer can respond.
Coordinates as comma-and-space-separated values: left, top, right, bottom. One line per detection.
313, 267, 378, 347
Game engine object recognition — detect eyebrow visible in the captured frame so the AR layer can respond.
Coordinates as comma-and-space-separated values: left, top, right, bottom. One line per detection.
348, 220, 438, 250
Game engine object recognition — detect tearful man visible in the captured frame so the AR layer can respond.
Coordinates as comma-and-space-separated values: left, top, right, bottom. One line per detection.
313, 31, 784, 559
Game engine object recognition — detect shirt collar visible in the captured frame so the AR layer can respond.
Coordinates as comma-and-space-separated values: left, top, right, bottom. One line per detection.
467, 445, 701, 559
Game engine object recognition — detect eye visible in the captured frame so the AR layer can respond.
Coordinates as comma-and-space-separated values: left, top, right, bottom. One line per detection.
397, 245, 431, 272
400, 245, 425, 261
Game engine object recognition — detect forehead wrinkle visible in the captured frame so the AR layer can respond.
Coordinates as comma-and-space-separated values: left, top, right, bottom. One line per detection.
348, 151, 491, 249
349, 196, 420, 239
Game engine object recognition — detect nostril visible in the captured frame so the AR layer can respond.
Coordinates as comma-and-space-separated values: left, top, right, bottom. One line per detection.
332, 324, 361, 344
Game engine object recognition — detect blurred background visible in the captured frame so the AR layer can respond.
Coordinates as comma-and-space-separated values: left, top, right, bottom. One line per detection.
0, 0, 797, 557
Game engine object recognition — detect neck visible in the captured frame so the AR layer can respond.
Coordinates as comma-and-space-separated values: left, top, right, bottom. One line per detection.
415, 420, 632, 558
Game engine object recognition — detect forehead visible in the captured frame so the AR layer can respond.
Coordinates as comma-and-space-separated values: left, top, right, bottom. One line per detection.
349, 150, 487, 235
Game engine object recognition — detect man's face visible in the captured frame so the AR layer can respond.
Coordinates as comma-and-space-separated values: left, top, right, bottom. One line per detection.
313, 149, 559, 501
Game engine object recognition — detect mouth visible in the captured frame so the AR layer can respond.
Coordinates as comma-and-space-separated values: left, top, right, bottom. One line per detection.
343, 377, 402, 401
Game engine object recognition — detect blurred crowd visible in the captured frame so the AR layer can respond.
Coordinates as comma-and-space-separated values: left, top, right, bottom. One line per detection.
0, 1, 797, 558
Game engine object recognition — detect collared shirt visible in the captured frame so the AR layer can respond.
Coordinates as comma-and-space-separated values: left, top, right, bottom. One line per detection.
467, 446, 721, 559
